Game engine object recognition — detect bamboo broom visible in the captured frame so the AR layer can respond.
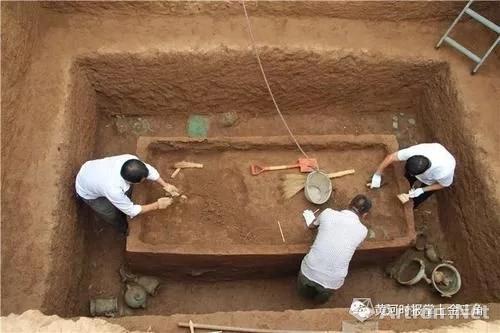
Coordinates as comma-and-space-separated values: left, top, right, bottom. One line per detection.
280, 169, 355, 200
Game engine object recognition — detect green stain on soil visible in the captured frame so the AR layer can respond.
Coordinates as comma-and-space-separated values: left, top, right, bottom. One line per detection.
187, 115, 209, 138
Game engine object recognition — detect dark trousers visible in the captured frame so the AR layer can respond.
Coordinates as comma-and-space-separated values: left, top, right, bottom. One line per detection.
78, 188, 132, 235
297, 271, 333, 303
405, 172, 435, 209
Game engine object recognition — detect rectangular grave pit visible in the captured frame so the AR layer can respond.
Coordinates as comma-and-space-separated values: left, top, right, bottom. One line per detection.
126, 135, 415, 279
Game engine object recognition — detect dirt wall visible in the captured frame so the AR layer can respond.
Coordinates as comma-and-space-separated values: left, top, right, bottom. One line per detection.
1, 6, 98, 313
40, 65, 98, 316
79, 49, 439, 117
1, 2, 43, 158
40, 1, 500, 22
419, 66, 500, 302
1, 2, 42, 96
1, 2, 47, 314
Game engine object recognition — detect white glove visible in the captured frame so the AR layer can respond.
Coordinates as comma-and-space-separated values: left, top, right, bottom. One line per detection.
163, 184, 180, 197
370, 174, 382, 189
157, 197, 173, 209
302, 210, 316, 227
408, 188, 425, 198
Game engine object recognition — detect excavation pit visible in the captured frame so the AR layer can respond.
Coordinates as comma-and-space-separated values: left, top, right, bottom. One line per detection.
127, 134, 415, 279
2, 0, 500, 322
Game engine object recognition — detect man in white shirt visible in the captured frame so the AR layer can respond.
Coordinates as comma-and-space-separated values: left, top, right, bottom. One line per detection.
76, 154, 177, 235
298, 195, 371, 303
370, 143, 456, 208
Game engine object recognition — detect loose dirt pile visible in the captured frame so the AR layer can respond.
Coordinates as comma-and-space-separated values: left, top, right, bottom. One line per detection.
1, 310, 145, 333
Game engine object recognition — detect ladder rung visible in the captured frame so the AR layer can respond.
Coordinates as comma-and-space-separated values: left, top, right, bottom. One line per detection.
444, 37, 482, 63
465, 8, 500, 34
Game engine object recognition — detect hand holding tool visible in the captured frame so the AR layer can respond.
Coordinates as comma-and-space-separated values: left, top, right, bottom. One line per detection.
302, 210, 316, 227
397, 193, 410, 204
370, 173, 382, 188
409, 188, 424, 198
158, 197, 173, 209
164, 184, 180, 197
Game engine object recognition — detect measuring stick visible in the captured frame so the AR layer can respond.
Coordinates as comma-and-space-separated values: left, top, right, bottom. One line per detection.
178, 321, 331, 333
277, 221, 286, 243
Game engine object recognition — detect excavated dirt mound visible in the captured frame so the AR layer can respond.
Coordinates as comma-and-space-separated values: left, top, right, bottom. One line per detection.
3, 309, 500, 333
1, 310, 144, 333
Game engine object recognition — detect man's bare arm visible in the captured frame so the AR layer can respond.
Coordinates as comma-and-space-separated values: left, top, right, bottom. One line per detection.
155, 177, 169, 187
375, 152, 399, 175
139, 202, 160, 214
422, 183, 445, 192
138, 197, 173, 215
370, 152, 399, 189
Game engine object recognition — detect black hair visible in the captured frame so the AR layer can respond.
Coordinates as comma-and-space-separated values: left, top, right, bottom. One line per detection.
120, 159, 149, 183
405, 155, 431, 176
349, 195, 372, 216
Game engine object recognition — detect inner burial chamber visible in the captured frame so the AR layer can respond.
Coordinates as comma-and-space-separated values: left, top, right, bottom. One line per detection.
138, 136, 409, 246
126, 135, 415, 279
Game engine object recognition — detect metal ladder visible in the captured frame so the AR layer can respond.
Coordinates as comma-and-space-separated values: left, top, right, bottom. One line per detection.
436, 0, 499, 74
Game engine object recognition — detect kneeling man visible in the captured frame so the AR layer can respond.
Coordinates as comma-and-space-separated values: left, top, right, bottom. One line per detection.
298, 195, 371, 303
76, 154, 176, 235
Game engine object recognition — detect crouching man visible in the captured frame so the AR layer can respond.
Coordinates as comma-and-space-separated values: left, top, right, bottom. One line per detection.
370, 143, 456, 209
76, 154, 177, 235
298, 195, 372, 303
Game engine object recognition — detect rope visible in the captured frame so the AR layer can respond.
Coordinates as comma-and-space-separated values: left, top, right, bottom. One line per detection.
241, 1, 310, 159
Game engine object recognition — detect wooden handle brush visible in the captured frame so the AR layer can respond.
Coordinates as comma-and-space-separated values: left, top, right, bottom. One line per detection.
280, 169, 355, 181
